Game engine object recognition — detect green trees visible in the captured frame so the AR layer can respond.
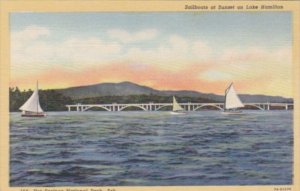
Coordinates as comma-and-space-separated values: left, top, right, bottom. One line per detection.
9, 87, 73, 112
39, 90, 74, 111
9, 87, 33, 112
75, 94, 214, 104
9, 87, 215, 112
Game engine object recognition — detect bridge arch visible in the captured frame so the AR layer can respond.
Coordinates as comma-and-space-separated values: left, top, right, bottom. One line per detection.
155, 105, 172, 111
243, 104, 265, 110
193, 104, 223, 111
83, 106, 111, 111
119, 105, 147, 111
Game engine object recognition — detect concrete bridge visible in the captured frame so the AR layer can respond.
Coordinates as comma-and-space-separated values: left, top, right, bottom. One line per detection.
66, 102, 294, 112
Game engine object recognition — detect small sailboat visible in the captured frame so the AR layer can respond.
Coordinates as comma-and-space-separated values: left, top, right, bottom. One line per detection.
223, 83, 244, 114
19, 82, 46, 117
170, 96, 186, 115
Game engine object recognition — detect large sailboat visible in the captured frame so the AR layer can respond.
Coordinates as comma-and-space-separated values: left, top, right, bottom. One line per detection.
223, 83, 244, 114
19, 82, 46, 117
171, 96, 186, 115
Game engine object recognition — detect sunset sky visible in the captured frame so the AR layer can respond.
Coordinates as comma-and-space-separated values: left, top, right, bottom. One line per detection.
10, 12, 292, 97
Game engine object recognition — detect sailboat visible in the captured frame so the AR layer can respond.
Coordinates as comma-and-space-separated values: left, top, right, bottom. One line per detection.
170, 96, 186, 115
19, 82, 46, 117
223, 83, 244, 114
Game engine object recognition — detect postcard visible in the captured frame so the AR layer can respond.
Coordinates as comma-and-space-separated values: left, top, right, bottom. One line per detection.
0, 0, 299, 191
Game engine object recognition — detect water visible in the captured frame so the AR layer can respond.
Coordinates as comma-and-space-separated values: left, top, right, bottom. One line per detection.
10, 111, 293, 186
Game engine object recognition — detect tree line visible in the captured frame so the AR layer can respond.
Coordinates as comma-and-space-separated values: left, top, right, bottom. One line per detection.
76, 94, 214, 104
9, 87, 215, 112
9, 87, 74, 112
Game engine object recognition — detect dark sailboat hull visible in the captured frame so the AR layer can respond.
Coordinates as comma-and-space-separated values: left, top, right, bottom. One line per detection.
21, 114, 46, 117
21, 111, 46, 117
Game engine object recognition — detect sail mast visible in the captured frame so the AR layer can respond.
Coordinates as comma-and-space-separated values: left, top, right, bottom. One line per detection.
224, 82, 233, 111
19, 81, 45, 117
224, 83, 244, 110
19, 82, 44, 113
173, 96, 184, 111
36, 81, 38, 113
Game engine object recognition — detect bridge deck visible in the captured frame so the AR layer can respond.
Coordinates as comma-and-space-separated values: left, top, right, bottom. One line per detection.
66, 102, 293, 112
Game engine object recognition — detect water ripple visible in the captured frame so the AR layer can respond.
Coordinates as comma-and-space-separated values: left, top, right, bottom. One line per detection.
10, 111, 293, 186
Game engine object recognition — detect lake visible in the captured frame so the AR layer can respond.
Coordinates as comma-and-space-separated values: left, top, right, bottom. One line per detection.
10, 110, 293, 186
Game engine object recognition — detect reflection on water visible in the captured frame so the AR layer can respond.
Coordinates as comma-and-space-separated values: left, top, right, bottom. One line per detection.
10, 111, 293, 186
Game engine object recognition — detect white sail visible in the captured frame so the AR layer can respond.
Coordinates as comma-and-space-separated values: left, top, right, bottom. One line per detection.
173, 96, 184, 111
19, 84, 43, 113
225, 83, 244, 110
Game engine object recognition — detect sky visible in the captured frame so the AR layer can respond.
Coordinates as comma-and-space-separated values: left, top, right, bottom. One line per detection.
10, 12, 292, 97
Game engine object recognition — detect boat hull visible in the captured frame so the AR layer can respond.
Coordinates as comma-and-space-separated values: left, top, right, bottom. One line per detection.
170, 111, 186, 115
21, 113, 46, 117
222, 111, 244, 115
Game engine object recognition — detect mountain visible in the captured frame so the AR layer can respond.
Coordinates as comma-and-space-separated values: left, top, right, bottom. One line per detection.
56, 81, 293, 103
57, 81, 159, 98
239, 94, 293, 103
